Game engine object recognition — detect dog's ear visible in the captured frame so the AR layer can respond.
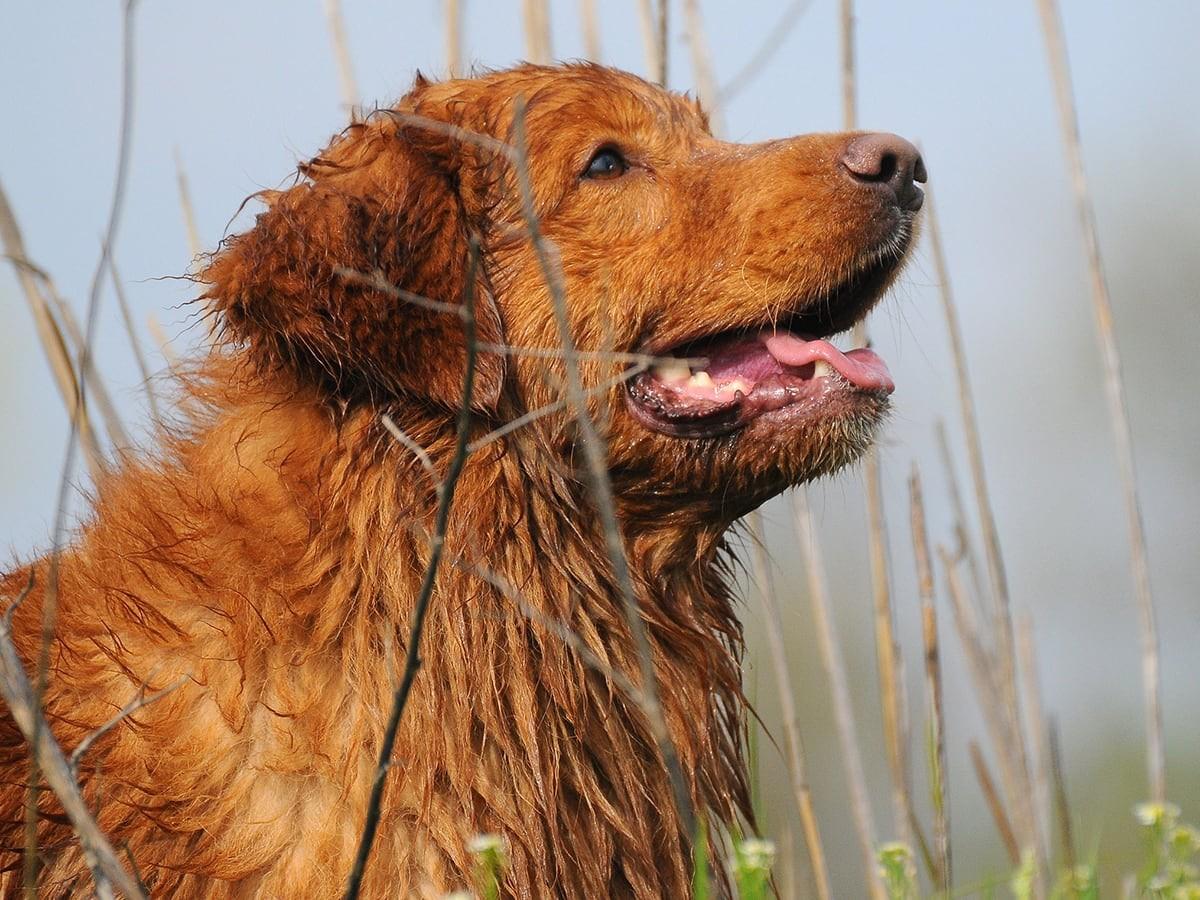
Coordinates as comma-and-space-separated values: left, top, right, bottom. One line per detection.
201, 107, 505, 412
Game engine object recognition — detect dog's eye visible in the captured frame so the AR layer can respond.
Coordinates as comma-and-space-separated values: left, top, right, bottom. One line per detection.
583, 147, 628, 180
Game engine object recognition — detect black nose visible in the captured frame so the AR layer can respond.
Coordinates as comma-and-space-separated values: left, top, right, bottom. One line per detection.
841, 133, 926, 212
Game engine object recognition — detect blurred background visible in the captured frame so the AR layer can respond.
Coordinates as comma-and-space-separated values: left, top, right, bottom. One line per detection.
2, 1, 1197, 895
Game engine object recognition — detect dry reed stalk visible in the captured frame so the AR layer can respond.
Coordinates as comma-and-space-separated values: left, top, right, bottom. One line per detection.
6, 247, 128, 453
1034, 0, 1165, 805
521, 0, 551, 64
791, 490, 885, 900
926, 189, 1031, 812
746, 511, 831, 900
579, 0, 601, 60
934, 421, 986, 608
681, 0, 725, 136
1047, 718, 1076, 870
634, 0, 663, 85
343, 241, 482, 900
0, 181, 105, 482
1016, 614, 1053, 880
444, 0, 462, 78
836, 0, 915, 854
439, 546, 647, 709
172, 148, 202, 262
938, 547, 1040, 881
968, 740, 1020, 866
909, 468, 951, 892
864, 459, 915, 851
321, 0, 359, 112
656, 0, 668, 86
511, 101, 694, 837
0, 580, 146, 900
42, 275, 129, 451
839, 0, 857, 131
109, 260, 161, 422
146, 314, 180, 369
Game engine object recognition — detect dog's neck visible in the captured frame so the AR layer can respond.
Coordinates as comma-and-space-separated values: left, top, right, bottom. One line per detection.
173, 367, 752, 895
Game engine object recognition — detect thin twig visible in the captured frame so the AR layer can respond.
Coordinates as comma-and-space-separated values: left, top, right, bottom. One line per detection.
476, 341, 706, 367
719, 0, 815, 104
910, 467, 952, 892
521, 0, 551, 64
0, 579, 146, 900
342, 241, 481, 900
791, 489, 885, 900
1034, 0, 1164, 805
380, 414, 438, 485
512, 100, 695, 839
746, 511, 831, 900
322, 0, 359, 112
681, 0, 725, 136
0, 182, 104, 482
109, 260, 161, 422
337, 269, 708, 372
173, 148, 202, 262
468, 364, 648, 452
579, 0, 601, 60
333, 266, 462, 315
968, 740, 1020, 866
69, 678, 186, 773
31, 4, 140, 889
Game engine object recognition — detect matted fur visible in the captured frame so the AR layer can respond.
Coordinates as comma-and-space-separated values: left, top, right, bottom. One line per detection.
0, 64, 915, 897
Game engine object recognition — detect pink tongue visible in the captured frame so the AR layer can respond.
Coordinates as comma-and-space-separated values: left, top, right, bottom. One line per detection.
764, 332, 895, 393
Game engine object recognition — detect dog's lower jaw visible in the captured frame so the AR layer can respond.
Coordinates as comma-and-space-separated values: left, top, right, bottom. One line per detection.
611, 390, 889, 525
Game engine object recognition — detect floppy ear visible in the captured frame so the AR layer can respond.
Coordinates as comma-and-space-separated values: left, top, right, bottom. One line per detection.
201, 108, 505, 412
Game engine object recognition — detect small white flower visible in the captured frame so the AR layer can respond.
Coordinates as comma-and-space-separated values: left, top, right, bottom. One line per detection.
467, 833, 508, 858
1134, 802, 1181, 828
738, 838, 776, 871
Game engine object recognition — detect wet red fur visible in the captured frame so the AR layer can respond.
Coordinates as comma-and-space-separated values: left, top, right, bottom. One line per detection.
0, 64, 913, 897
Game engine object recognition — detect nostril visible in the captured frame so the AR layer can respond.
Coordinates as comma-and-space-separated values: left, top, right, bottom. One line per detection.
875, 152, 898, 185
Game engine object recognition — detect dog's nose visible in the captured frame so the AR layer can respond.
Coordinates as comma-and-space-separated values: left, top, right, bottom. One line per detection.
841, 133, 926, 212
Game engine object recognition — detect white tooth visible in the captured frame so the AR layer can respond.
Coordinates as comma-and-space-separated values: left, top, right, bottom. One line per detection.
813, 360, 835, 379
688, 371, 714, 389
722, 377, 752, 397
654, 361, 691, 383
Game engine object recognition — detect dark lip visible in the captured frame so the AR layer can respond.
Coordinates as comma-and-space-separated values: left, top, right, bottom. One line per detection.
625, 236, 910, 439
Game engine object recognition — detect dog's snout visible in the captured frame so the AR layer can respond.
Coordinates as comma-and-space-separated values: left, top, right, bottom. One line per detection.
841, 133, 926, 212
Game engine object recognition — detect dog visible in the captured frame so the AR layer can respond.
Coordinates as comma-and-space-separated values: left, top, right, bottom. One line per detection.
0, 63, 923, 897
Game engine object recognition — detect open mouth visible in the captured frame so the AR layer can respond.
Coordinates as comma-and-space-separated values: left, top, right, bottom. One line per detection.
626, 248, 903, 439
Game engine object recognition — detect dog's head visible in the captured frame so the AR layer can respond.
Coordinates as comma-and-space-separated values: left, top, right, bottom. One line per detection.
203, 64, 923, 518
